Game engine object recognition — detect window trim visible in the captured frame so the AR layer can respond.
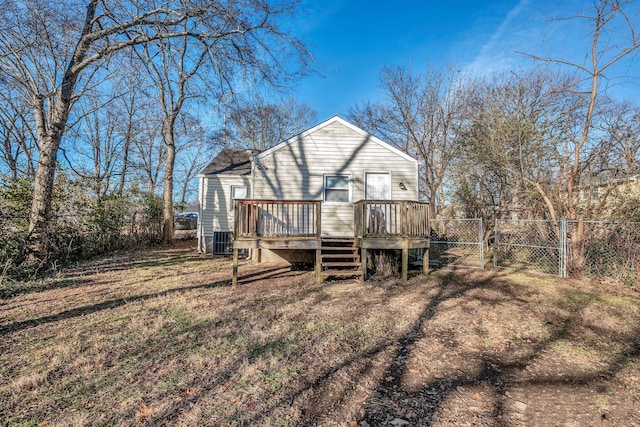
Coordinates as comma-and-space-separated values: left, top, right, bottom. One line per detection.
230, 184, 247, 210
323, 173, 352, 204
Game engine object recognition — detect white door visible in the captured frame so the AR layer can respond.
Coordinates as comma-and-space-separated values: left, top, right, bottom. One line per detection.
365, 173, 390, 200
365, 173, 391, 233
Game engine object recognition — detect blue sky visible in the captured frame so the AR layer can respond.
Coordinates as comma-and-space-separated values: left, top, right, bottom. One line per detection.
292, 0, 640, 120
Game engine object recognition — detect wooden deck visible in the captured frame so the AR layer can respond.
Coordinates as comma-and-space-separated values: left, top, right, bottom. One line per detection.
354, 200, 430, 281
231, 199, 430, 285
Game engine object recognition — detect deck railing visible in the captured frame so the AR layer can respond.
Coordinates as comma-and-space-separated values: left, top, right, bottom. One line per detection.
354, 200, 430, 238
234, 199, 321, 239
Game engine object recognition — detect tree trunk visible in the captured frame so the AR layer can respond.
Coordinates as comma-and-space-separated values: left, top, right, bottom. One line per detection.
26, 0, 98, 260
27, 135, 59, 259
28, 96, 76, 258
533, 182, 558, 221
118, 128, 131, 196
162, 122, 176, 243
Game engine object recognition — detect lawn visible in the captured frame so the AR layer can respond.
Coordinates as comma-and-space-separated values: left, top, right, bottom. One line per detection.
1, 241, 639, 426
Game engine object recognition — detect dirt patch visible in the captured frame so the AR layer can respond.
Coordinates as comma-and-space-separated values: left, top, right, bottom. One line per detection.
1, 245, 639, 426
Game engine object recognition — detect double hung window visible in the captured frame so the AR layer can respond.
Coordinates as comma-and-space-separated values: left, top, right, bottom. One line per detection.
324, 175, 350, 203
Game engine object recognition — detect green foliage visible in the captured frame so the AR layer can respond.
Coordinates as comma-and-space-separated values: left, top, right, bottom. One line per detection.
0, 177, 32, 228
1, 175, 164, 291
0, 178, 32, 282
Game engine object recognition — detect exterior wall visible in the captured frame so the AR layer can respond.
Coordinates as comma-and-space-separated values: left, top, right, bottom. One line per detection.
198, 174, 250, 252
252, 119, 419, 236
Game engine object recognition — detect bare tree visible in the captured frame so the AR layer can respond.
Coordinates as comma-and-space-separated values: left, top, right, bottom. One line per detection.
348, 63, 468, 217
112, 62, 153, 197
456, 70, 580, 222
67, 98, 124, 198
0, 0, 312, 259
0, 89, 37, 179
599, 101, 640, 175
174, 114, 208, 206
521, 0, 640, 270
129, 109, 166, 196
136, 33, 212, 243
214, 96, 317, 151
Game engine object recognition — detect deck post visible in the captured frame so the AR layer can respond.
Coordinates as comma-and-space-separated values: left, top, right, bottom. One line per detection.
232, 248, 239, 287
401, 246, 409, 282
423, 246, 429, 275
361, 248, 367, 281
315, 248, 322, 284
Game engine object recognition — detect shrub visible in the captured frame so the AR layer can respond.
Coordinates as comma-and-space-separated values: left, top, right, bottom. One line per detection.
1, 174, 164, 288
0, 178, 32, 279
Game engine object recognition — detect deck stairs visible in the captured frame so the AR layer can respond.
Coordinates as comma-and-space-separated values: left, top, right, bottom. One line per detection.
321, 238, 363, 281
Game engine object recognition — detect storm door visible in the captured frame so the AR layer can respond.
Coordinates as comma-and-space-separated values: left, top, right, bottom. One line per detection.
364, 173, 391, 234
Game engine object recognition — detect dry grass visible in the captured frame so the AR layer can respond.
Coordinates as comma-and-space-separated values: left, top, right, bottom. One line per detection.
1, 241, 639, 426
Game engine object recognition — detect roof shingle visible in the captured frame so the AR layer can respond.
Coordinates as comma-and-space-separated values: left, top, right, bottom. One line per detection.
200, 148, 261, 175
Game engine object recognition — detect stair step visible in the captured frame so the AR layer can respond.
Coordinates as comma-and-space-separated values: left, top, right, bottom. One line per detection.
320, 238, 362, 280
322, 253, 358, 258
322, 270, 364, 277
322, 262, 361, 268
323, 259, 361, 264
321, 246, 357, 251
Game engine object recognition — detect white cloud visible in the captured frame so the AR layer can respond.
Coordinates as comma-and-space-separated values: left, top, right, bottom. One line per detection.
465, 0, 536, 75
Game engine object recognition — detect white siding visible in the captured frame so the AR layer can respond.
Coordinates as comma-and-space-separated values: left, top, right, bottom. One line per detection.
252, 120, 418, 236
198, 175, 250, 251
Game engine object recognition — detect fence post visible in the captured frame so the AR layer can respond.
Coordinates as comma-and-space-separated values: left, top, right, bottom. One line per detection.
479, 218, 484, 268
560, 218, 568, 278
493, 219, 499, 268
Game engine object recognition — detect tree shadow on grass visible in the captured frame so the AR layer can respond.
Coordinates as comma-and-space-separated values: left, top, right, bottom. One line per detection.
0, 265, 306, 337
1, 247, 207, 300
0, 277, 95, 301
237, 268, 640, 425
360, 270, 640, 426
237, 270, 490, 424
61, 248, 207, 278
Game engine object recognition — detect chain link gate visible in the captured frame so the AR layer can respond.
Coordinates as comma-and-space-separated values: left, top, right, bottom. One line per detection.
493, 219, 567, 277
429, 218, 484, 268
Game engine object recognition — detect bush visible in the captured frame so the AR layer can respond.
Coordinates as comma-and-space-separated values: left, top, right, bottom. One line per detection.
1, 174, 164, 287
0, 178, 32, 279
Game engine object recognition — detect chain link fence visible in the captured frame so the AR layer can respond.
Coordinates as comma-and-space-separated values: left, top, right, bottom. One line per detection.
490, 219, 639, 287
429, 218, 484, 268
569, 221, 640, 287
419, 216, 638, 288
422, 218, 640, 288
493, 219, 566, 277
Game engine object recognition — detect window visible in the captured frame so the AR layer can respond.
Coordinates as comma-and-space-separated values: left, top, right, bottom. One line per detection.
230, 185, 247, 210
324, 174, 350, 203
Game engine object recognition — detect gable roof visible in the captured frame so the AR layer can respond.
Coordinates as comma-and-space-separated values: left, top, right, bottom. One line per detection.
200, 148, 261, 176
253, 115, 417, 164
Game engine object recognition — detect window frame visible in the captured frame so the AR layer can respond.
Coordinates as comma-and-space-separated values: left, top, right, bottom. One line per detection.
323, 173, 352, 205
230, 185, 247, 210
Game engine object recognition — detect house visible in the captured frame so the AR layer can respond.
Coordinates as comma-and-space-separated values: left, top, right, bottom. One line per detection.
198, 148, 260, 254
578, 168, 640, 203
198, 116, 430, 282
